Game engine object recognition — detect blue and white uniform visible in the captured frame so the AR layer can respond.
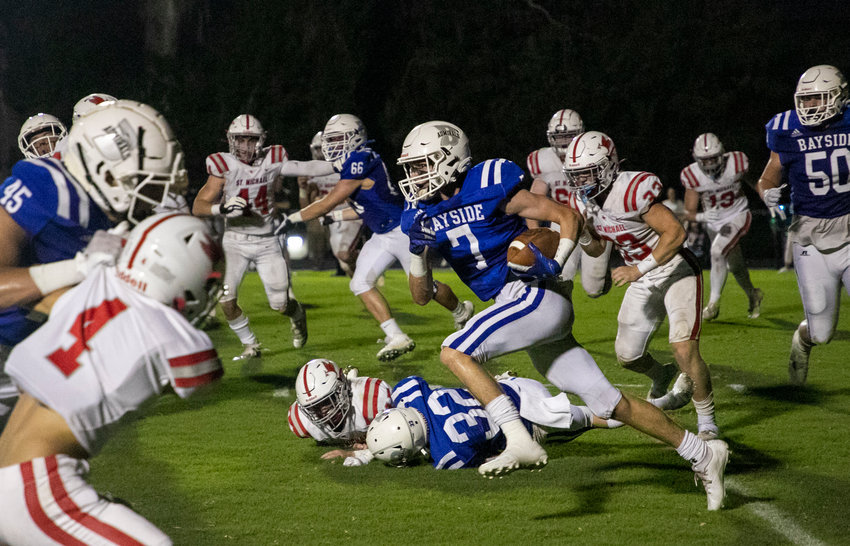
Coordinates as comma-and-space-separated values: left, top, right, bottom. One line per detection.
0, 158, 111, 346
401, 159, 622, 419
392, 375, 585, 469
338, 147, 412, 295
765, 108, 850, 343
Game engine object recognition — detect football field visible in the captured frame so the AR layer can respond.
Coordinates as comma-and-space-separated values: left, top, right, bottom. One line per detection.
90, 268, 849, 545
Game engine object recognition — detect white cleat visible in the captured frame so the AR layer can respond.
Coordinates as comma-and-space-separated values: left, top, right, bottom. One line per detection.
693, 439, 729, 511
376, 334, 415, 362
648, 362, 678, 399
289, 300, 308, 349
747, 288, 763, 319
233, 343, 261, 361
788, 329, 811, 386
702, 302, 720, 321
453, 300, 475, 330
478, 441, 548, 478
647, 372, 694, 411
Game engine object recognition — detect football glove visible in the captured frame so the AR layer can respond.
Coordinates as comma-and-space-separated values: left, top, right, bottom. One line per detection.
768, 204, 787, 221
762, 184, 786, 208
510, 242, 561, 280
408, 211, 436, 255
218, 196, 248, 218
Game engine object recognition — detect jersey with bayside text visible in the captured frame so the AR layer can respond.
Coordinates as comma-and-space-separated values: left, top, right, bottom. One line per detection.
765, 108, 850, 218
680, 151, 749, 222
287, 375, 392, 443
5, 267, 222, 456
400, 159, 528, 301
338, 147, 403, 234
0, 158, 112, 345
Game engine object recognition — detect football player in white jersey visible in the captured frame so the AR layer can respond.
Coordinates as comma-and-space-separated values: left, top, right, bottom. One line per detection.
277, 114, 475, 361
17, 113, 67, 159
527, 109, 613, 298
0, 213, 223, 545
0, 100, 189, 431
681, 133, 763, 321
301, 131, 366, 276
757, 64, 850, 385
287, 359, 392, 446
564, 131, 719, 441
193, 114, 335, 359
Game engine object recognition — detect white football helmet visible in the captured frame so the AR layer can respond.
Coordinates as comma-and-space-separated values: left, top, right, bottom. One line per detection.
397, 121, 472, 203
116, 213, 220, 321
310, 131, 324, 160
295, 359, 352, 432
227, 114, 266, 164
546, 109, 584, 152
18, 113, 67, 159
562, 131, 619, 199
366, 407, 428, 466
795, 65, 848, 126
692, 133, 726, 177
73, 93, 117, 120
63, 100, 188, 224
321, 114, 366, 162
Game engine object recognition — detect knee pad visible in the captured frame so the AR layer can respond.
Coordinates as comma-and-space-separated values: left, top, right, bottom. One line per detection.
349, 273, 374, 296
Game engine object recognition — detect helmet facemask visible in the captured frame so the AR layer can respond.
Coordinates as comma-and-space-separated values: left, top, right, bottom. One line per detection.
695, 154, 726, 177
228, 134, 264, 164
398, 121, 471, 204
18, 115, 67, 159
398, 151, 454, 203
301, 379, 352, 432
794, 65, 849, 126
564, 158, 617, 200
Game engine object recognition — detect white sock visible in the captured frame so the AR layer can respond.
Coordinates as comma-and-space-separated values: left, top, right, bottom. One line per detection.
676, 430, 710, 468
694, 393, 717, 433
485, 394, 520, 428
227, 314, 257, 345
380, 318, 404, 338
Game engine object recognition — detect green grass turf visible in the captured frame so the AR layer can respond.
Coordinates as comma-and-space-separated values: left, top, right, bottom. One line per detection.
89, 268, 849, 545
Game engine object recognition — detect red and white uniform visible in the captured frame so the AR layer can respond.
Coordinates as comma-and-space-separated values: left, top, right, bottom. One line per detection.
587, 171, 702, 359
527, 147, 611, 294
287, 376, 392, 443
680, 152, 752, 256
206, 148, 332, 308
0, 267, 222, 545
310, 171, 366, 257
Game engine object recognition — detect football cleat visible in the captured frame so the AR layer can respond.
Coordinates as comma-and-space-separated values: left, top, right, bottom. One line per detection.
788, 329, 812, 385
697, 428, 720, 441
376, 334, 416, 362
478, 440, 548, 478
648, 373, 694, 411
648, 362, 678, 399
289, 300, 308, 348
702, 302, 720, 321
747, 288, 763, 319
453, 300, 475, 330
693, 439, 729, 511
494, 370, 518, 381
233, 343, 261, 361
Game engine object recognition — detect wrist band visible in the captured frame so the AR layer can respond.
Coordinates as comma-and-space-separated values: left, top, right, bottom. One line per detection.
331, 210, 344, 222
29, 258, 84, 295
553, 238, 576, 267
636, 253, 658, 275
289, 211, 303, 223
695, 212, 705, 222
211, 203, 221, 216
410, 253, 428, 277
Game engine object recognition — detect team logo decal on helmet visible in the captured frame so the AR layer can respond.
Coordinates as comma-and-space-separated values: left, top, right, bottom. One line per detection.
397, 120, 471, 202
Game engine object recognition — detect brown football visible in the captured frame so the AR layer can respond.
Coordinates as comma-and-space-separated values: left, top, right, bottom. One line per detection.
507, 228, 559, 269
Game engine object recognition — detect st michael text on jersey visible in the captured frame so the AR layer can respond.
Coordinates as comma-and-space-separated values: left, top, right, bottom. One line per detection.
429, 204, 486, 231
796, 132, 850, 151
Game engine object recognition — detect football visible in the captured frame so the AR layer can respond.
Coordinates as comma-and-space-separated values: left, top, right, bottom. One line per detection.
507, 228, 559, 269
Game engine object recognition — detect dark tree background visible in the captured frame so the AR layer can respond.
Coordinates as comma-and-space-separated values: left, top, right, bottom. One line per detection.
1, 0, 848, 262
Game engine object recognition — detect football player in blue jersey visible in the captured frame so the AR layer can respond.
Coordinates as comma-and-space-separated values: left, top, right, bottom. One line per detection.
276, 114, 474, 361
757, 64, 850, 385
324, 373, 604, 469
0, 100, 188, 429
393, 121, 728, 510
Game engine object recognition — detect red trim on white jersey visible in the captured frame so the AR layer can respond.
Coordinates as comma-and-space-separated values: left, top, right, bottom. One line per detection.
268, 145, 288, 164
22, 457, 145, 546
731, 151, 747, 174
361, 378, 391, 423
126, 213, 183, 269
287, 403, 310, 438
207, 153, 228, 176
680, 165, 700, 189
526, 150, 541, 176
168, 349, 222, 388
623, 172, 651, 213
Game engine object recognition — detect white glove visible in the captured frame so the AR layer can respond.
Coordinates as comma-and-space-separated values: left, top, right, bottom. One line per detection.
769, 204, 787, 221
762, 184, 786, 208
77, 230, 124, 274
342, 449, 373, 467
696, 209, 722, 224
345, 367, 359, 381
216, 196, 248, 218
